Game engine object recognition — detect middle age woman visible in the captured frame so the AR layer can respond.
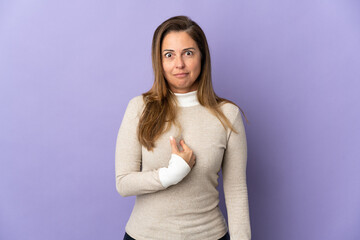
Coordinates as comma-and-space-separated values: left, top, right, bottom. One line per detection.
115, 15, 251, 240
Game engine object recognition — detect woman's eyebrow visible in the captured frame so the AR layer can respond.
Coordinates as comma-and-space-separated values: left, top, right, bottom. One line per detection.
162, 47, 196, 52
183, 47, 196, 51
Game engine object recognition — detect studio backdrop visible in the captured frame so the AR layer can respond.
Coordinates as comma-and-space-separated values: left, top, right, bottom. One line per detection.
0, 0, 359, 239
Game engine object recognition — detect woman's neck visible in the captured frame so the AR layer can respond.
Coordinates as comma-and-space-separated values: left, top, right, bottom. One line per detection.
173, 90, 199, 107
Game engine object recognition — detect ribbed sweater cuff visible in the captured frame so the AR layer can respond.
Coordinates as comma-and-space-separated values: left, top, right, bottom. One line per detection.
158, 154, 191, 188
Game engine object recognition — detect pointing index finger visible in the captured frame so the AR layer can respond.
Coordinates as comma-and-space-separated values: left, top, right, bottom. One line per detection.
169, 136, 179, 154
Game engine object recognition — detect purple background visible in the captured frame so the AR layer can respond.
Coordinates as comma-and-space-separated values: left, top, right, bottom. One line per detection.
1, 1, 359, 239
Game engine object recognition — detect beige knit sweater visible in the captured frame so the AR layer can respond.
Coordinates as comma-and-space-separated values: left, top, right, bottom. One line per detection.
115, 91, 251, 240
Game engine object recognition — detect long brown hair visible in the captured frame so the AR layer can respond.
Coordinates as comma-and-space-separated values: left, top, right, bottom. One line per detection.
138, 15, 248, 151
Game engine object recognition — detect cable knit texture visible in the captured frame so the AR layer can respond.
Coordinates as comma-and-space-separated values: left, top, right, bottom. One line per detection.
115, 91, 251, 240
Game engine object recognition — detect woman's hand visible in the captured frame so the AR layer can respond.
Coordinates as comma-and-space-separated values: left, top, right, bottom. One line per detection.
169, 136, 196, 168
158, 136, 195, 188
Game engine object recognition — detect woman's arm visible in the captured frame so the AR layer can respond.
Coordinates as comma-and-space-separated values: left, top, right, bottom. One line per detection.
222, 108, 251, 240
115, 96, 191, 197
115, 97, 165, 197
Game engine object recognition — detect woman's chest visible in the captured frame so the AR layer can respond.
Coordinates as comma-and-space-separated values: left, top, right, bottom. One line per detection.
141, 107, 228, 173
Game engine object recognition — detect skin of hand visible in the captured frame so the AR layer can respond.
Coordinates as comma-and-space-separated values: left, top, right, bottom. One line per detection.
169, 136, 196, 168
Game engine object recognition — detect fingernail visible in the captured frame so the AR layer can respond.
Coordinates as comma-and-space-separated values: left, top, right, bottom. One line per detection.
170, 136, 174, 140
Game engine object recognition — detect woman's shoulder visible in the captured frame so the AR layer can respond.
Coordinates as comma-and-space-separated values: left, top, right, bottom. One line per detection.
219, 100, 241, 121
128, 94, 144, 103
127, 95, 145, 109
123, 95, 146, 118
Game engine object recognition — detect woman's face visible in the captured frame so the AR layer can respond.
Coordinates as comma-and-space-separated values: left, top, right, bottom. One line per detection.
161, 31, 201, 93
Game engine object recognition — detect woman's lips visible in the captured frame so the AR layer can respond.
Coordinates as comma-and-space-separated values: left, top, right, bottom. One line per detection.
174, 73, 188, 78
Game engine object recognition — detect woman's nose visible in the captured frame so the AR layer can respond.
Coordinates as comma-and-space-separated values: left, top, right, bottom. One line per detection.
175, 56, 185, 68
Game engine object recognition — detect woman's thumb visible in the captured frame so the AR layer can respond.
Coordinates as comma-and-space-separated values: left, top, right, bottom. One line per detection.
179, 139, 188, 150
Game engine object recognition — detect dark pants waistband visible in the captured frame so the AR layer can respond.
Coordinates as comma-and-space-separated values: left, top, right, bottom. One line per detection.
123, 231, 230, 240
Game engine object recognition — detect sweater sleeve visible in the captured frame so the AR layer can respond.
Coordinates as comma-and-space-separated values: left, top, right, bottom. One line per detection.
115, 96, 166, 197
222, 108, 251, 240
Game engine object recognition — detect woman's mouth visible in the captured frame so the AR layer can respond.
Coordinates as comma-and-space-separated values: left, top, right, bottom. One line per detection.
174, 73, 189, 78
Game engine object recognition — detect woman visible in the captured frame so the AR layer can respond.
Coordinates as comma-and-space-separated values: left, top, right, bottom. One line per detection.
115, 15, 251, 240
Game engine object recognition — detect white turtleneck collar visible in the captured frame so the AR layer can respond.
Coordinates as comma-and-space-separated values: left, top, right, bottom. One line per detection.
173, 90, 200, 107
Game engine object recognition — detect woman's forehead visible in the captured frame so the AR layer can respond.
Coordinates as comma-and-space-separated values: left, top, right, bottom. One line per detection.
161, 31, 198, 51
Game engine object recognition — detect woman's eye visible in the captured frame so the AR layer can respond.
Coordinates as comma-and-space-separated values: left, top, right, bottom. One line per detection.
185, 51, 193, 56
164, 53, 172, 58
